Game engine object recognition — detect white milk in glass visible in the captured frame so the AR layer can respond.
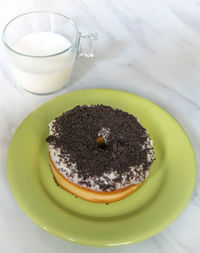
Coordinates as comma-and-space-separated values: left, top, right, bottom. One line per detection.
11, 32, 74, 94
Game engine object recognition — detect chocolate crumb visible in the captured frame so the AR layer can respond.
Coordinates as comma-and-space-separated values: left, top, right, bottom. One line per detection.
46, 105, 154, 191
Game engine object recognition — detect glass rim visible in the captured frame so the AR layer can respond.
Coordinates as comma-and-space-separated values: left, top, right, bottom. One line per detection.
2, 11, 80, 58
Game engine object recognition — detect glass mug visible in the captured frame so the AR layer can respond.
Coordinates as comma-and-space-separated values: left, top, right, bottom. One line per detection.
2, 11, 97, 94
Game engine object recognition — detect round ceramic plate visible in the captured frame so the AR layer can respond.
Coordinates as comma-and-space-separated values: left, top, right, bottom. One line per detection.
7, 89, 196, 247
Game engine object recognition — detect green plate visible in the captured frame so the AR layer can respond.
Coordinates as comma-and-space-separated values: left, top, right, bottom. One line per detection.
7, 89, 196, 247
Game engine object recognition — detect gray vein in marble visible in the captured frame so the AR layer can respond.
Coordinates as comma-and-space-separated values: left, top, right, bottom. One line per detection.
128, 64, 200, 111
0, 61, 13, 85
78, 0, 115, 40
154, 232, 188, 253
171, 8, 200, 34
107, 0, 156, 54
169, 223, 200, 253
3, 110, 12, 137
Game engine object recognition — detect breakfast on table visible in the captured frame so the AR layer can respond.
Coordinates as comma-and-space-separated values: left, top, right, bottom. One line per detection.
4, 9, 197, 247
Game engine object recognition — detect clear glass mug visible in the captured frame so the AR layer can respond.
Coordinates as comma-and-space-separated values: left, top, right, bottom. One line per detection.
2, 11, 97, 95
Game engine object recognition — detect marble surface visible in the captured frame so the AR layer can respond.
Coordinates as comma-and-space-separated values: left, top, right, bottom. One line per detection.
0, 0, 200, 252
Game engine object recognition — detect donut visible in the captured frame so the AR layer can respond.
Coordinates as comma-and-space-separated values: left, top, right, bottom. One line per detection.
46, 105, 155, 203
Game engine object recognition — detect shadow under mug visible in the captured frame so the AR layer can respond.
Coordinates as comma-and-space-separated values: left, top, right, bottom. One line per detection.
2, 11, 98, 95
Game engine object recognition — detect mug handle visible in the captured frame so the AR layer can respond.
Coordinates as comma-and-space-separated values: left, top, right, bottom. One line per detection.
78, 32, 98, 57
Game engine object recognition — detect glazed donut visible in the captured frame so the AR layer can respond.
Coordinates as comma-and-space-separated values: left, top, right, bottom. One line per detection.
46, 105, 155, 203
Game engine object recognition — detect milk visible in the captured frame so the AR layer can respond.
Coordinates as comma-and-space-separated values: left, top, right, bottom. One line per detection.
10, 32, 75, 94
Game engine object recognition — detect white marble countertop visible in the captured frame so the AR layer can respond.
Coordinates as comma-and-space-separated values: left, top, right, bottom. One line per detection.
0, 0, 200, 252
